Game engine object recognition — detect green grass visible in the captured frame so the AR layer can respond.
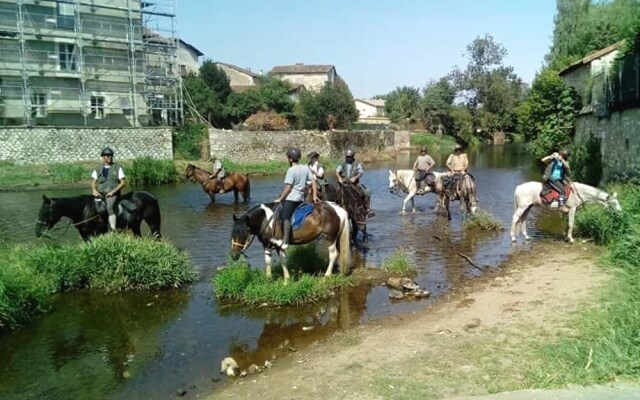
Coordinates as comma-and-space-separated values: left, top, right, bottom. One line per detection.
213, 244, 351, 306
464, 209, 504, 232
0, 235, 196, 330
528, 183, 640, 387
127, 157, 179, 186
410, 133, 456, 152
381, 247, 416, 277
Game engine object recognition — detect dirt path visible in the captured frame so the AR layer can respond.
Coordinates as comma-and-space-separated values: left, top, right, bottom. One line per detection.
208, 242, 607, 400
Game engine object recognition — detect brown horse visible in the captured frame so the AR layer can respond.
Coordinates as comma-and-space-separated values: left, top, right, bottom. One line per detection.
185, 164, 250, 203
230, 201, 351, 282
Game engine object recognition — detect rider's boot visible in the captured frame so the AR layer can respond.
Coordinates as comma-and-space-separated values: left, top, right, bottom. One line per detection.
108, 214, 117, 231
217, 179, 225, 193
281, 220, 292, 250
559, 197, 569, 213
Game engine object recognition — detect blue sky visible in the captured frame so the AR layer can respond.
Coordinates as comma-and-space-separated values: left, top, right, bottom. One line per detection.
178, 0, 556, 98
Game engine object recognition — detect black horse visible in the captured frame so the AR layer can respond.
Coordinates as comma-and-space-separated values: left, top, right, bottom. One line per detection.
320, 183, 369, 243
36, 191, 162, 241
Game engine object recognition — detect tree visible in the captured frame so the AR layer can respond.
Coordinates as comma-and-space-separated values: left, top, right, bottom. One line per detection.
384, 86, 423, 128
422, 78, 456, 131
183, 60, 233, 128
297, 83, 358, 130
199, 60, 232, 103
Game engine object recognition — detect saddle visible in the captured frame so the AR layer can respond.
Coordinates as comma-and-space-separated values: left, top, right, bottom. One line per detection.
415, 170, 436, 187
94, 197, 138, 222
273, 202, 315, 233
540, 184, 572, 205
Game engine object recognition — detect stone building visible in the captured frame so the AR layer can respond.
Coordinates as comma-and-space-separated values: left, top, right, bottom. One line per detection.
559, 40, 640, 181
270, 63, 337, 92
214, 62, 260, 93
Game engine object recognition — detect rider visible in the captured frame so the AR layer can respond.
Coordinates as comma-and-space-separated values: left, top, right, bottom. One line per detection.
91, 146, 126, 231
413, 146, 436, 194
335, 149, 375, 218
445, 143, 469, 199
542, 149, 571, 213
307, 151, 328, 194
209, 156, 226, 194
273, 148, 318, 250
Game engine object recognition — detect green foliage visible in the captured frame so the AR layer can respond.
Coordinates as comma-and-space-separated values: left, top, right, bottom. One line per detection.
199, 60, 232, 103
381, 247, 416, 277
297, 83, 358, 130
570, 134, 602, 185
173, 122, 209, 160
183, 73, 225, 127
448, 105, 476, 145
0, 236, 196, 329
530, 184, 640, 387
422, 78, 456, 131
213, 254, 351, 306
463, 209, 504, 231
225, 77, 295, 125
127, 157, 179, 185
49, 163, 87, 183
409, 133, 456, 152
384, 86, 423, 128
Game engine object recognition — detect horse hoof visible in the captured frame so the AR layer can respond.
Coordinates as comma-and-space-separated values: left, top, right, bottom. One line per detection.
400, 211, 406, 215
524, 236, 530, 241
511, 237, 516, 243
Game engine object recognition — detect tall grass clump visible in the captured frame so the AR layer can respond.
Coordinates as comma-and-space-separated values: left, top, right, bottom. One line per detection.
464, 209, 504, 232
49, 163, 88, 183
529, 183, 640, 387
382, 247, 416, 277
0, 235, 196, 330
410, 133, 456, 152
127, 157, 179, 186
213, 251, 351, 306
173, 122, 208, 160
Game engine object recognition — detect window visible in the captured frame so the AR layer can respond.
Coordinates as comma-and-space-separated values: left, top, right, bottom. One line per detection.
180, 64, 187, 77
31, 93, 47, 118
57, 3, 75, 30
58, 44, 77, 71
91, 96, 105, 119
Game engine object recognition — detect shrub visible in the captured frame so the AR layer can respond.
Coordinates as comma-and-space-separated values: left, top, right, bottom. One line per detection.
464, 209, 504, 231
127, 157, 179, 185
49, 163, 88, 183
173, 123, 209, 160
244, 111, 290, 131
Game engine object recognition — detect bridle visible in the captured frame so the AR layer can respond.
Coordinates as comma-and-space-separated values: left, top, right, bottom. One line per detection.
231, 209, 276, 257
37, 203, 101, 240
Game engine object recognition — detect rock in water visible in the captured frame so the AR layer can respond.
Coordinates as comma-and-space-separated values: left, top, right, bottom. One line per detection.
386, 277, 403, 290
389, 289, 404, 300
220, 357, 239, 376
247, 364, 262, 374
401, 278, 419, 291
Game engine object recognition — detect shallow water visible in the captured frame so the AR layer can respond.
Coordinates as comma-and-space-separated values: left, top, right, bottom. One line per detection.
0, 144, 568, 399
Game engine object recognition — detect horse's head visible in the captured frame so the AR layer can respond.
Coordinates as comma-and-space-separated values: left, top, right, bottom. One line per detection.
36, 195, 61, 237
607, 191, 622, 212
388, 170, 400, 193
230, 213, 251, 260
185, 164, 197, 182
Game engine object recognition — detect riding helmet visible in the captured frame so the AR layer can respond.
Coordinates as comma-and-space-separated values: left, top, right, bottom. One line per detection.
307, 151, 320, 159
454, 143, 463, 151
286, 147, 301, 161
560, 149, 570, 158
100, 146, 114, 156
345, 149, 355, 157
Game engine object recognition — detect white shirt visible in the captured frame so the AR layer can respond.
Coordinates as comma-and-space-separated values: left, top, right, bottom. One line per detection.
91, 165, 125, 180
308, 161, 324, 179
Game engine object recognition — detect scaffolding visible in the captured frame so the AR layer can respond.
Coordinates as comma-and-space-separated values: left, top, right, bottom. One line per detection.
0, 0, 182, 127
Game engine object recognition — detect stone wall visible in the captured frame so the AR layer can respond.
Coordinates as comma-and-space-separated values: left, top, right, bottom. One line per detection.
575, 107, 640, 180
0, 127, 173, 164
209, 129, 396, 163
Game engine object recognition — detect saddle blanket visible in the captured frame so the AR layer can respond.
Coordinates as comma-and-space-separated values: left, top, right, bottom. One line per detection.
292, 203, 314, 231
540, 185, 572, 204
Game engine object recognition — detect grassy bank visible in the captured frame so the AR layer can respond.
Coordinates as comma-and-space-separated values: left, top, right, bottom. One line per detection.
213, 244, 351, 306
0, 158, 180, 191
410, 133, 457, 152
0, 234, 196, 330
528, 184, 640, 387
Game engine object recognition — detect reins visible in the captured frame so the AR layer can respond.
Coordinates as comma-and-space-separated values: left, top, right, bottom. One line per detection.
233, 206, 277, 257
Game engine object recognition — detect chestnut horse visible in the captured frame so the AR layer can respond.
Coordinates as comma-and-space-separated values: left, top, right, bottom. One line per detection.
185, 164, 250, 203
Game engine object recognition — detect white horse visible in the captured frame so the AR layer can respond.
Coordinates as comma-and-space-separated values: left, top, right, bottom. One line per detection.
511, 181, 622, 243
388, 170, 446, 214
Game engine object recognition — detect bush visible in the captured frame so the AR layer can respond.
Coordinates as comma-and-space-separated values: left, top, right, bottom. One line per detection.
464, 209, 504, 231
173, 123, 209, 160
0, 236, 196, 330
244, 111, 290, 131
128, 157, 179, 185
410, 133, 456, 151
49, 163, 88, 183
570, 134, 602, 186
297, 83, 358, 130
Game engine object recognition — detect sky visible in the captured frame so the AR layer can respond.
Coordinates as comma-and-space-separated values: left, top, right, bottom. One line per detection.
178, 0, 557, 98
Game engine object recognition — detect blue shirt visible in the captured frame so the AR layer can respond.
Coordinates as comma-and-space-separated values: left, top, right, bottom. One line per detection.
550, 160, 564, 180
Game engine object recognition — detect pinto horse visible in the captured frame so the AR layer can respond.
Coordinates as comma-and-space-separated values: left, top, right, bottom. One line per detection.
440, 172, 478, 219
230, 201, 350, 282
36, 191, 162, 241
388, 170, 446, 214
511, 181, 622, 243
185, 164, 250, 203
306, 183, 368, 243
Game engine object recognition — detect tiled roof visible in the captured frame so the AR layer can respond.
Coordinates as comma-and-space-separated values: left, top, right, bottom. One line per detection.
215, 62, 260, 78
271, 64, 335, 74
357, 98, 385, 108
559, 41, 625, 76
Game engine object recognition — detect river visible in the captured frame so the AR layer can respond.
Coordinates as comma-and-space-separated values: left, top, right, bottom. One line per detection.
0, 144, 567, 400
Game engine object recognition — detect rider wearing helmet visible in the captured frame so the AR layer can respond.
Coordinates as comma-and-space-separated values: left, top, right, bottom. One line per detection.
413, 145, 436, 194
336, 149, 375, 218
91, 146, 126, 231
273, 147, 318, 250
209, 156, 226, 194
542, 149, 571, 212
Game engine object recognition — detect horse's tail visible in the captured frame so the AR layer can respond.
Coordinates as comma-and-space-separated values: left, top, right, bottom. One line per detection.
140, 191, 162, 239
244, 175, 251, 200
337, 207, 351, 275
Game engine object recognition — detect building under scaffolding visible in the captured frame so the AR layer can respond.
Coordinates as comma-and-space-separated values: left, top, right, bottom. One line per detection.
0, 0, 182, 127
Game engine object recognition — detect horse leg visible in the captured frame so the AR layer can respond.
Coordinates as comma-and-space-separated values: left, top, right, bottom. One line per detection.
401, 194, 410, 215
131, 223, 142, 237
511, 206, 527, 242
566, 207, 576, 243
279, 250, 291, 283
325, 241, 338, 277
411, 194, 416, 213
233, 189, 239, 204
264, 248, 273, 279
361, 223, 368, 243
208, 193, 216, 203
521, 205, 533, 241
